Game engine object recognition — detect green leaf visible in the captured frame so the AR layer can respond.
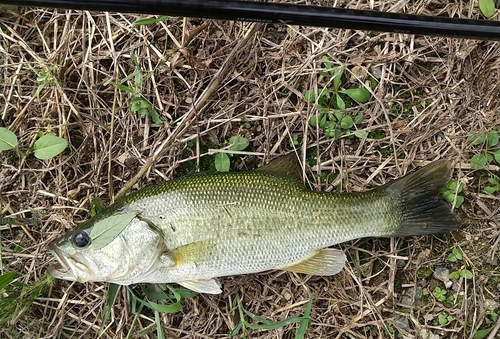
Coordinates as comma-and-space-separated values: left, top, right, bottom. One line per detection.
339, 88, 371, 103
438, 312, 452, 326
146, 299, 181, 313
479, 0, 495, 18
319, 114, 327, 128
0, 271, 16, 291
325, 121, 342, 138
129, 286, 182, 314
131, 97, 146, 112
138, 108, 148, 117
468, 132, 486, 146
304, 89, 316, 103
449, 271, 460, 280
353, 130, 367, 139
487, 177, 499, 185
134, 15, 168, 25
149, 108, 163, 125
470, 153, 488, 169
442, 191, 453, 203
228, 136, 249, 152
90, 212, 139, 250
310, 113, 327, 128
0, 127, 18, 151
447, 180, 464, 193
492, 149, 500, 164
454, 195, 464, 209
487, 130, 499, 147
135, 17, 160, 25
354, 113, 364, 124
243, 309, 302, 330
474, 326, 494, 339
484, 186, 498, 194
90, 197, 106, 216
332, 67, 344, 91
109, 81, 135, 94
321, 55, 332, 70
309, 114, 319, 127
461, 269, 473, 279
340, 115, 354, 129
174, 288, 198, 299
215, 153, 230, 172
33, 135, 68, 159
452, 248, 463, 260
336, 94, 346, 110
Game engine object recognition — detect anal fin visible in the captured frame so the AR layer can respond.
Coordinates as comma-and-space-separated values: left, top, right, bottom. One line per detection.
178, 279, 222, 294
282, 248, 346, 276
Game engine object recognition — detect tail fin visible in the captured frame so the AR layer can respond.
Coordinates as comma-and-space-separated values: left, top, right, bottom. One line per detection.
385, 160, 461, 236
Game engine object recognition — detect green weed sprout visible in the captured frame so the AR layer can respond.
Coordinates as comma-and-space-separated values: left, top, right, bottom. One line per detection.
484, 176, 500, 195
447, 248, 473, 280
0, 127, 67, 159
306, 56, 370, 139
215, 136, 249, 172
441, 180, 464, 209
230, 294, 313, 339
109, 47, 163, 125
0, 127, 18, 151
469, 129, 500, 169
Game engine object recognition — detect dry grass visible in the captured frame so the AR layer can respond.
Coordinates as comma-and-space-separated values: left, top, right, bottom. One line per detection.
1, 1, 499, 338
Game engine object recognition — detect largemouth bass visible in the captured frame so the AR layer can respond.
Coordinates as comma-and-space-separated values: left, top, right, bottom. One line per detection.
49, 155, 460, 293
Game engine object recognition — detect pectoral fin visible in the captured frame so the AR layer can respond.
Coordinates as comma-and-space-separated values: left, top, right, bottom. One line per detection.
170, 240, 215, 266
282, 248, 346, 276
178, 279, 222, 294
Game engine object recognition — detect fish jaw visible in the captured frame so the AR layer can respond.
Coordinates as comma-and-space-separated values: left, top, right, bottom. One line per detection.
48, 243, 90, 282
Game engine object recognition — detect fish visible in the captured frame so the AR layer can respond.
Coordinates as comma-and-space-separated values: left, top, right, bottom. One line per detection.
48, 154, 460, 294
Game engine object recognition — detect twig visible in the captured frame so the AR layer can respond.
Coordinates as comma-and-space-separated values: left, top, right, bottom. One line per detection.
487, 314, 500, 339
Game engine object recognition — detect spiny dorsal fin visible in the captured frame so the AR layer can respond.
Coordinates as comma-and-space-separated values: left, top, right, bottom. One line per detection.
255, 152, 303, 182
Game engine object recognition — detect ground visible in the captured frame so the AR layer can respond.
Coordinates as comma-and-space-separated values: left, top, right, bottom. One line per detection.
0, 1, 499, 338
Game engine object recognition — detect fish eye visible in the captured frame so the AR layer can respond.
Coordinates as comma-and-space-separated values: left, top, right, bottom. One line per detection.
73, 230, 91, 248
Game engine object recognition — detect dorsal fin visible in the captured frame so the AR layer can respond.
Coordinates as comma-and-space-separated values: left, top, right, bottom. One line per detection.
255, 152, 303, 182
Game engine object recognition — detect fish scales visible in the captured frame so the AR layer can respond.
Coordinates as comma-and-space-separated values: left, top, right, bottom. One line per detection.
120, 172, 393, 280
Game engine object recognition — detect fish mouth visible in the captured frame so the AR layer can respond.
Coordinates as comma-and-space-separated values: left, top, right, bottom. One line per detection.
48, 245, 86, 282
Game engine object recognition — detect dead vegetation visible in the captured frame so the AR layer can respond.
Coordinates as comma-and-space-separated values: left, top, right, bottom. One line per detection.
0, 0, 499, 338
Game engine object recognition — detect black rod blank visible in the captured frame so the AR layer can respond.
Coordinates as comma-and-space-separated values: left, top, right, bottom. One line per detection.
2, 0, 500, 40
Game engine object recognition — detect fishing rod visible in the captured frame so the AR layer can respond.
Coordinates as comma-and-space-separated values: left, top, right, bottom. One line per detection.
2, 0, 500, 41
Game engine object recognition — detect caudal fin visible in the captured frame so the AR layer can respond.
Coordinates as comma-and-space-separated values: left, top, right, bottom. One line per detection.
385, 160, 461, 237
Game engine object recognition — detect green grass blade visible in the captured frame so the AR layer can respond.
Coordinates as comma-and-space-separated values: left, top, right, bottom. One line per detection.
0, 271, 16, 291
155, 311, 165, 339
295, 295, 314, 339
99, 283, 120, 334
230, 322, 243, 338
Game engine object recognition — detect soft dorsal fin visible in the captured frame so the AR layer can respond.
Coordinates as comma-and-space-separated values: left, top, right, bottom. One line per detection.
255, 152, 303, 182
